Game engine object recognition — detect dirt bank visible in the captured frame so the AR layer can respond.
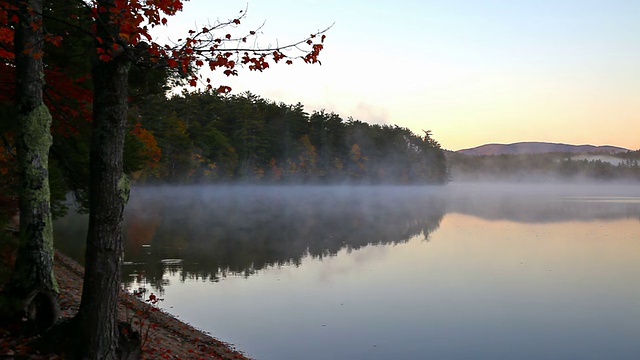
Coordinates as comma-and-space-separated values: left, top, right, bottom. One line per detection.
0, 251, 251, 359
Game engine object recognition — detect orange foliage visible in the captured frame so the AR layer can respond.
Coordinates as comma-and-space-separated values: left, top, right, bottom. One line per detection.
269, 158, 282, 180
350, 143, 367, 171
131, 123, 161, 168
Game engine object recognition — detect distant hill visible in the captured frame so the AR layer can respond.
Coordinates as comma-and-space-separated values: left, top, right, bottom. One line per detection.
457, 142, 629, 156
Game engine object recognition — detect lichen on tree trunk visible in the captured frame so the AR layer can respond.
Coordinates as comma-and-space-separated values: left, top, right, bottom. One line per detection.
12, 103, 58, 293
0, 0, 59, 331
1, 104, 60, 329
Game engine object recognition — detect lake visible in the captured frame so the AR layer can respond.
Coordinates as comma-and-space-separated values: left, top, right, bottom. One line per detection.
54, 183, 640, 360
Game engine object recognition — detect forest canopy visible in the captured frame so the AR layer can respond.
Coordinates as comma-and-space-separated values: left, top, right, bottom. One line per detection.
127, 91, 448, 185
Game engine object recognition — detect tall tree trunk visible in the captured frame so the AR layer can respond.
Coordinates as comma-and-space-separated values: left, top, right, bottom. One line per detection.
76, 41, 133, 360
0, 0, 59, 332
74, 1, 138, 358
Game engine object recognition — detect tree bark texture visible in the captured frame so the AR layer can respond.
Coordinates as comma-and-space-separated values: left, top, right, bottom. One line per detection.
75, 0, 136, 358
1, 0, 59, 331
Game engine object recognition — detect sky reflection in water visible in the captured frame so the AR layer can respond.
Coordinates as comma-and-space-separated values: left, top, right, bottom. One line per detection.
55, 184, 640, 360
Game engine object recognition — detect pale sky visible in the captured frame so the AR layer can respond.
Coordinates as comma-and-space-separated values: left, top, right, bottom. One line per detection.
153, 1, 640, 151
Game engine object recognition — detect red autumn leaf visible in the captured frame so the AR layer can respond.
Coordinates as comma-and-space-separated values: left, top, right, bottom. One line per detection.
166, 58, 178, 67
216, 85, 231, 93
52, 35, 63, 46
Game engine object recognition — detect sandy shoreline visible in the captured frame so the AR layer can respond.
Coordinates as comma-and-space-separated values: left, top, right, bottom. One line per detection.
53, 250, 252, 359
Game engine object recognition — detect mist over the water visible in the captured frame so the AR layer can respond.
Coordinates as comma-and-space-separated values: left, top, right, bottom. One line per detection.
55, 182, 640, 285
443, 182, 640, 223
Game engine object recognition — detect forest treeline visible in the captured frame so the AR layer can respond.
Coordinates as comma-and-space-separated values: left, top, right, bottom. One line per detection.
448, 150, 640, 182
129, 91, 448, 184
2, 80, 447, 225
3, 90, 447, 216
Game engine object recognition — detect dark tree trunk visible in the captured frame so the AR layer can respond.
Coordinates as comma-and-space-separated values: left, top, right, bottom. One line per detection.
75, 56, 131, 358
73, 1, 139, 358
0, 0, 59, 332
76, 52, 136, 358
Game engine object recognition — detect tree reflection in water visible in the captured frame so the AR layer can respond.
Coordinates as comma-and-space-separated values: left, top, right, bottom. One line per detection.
54, 183, 640, 294
90, 185, 445, 292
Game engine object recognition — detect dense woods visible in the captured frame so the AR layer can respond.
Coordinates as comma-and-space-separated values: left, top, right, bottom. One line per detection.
4, 90, 449, 217
130, 91, 448, 185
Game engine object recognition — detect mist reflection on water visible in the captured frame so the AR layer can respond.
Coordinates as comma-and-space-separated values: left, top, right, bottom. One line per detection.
54, 184, 640, 360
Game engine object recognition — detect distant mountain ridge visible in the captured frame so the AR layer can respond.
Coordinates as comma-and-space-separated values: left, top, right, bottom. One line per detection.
457, 142, 629, 156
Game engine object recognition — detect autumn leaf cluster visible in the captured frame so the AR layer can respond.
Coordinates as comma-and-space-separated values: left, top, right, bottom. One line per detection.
0, 0, 329, 196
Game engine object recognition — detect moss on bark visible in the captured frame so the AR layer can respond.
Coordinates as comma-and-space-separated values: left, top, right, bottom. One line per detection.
117, 174, 130, 204
16, 103, 58, 293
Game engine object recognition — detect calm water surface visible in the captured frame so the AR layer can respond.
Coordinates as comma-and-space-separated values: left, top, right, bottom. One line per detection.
55, 183, 640, 360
